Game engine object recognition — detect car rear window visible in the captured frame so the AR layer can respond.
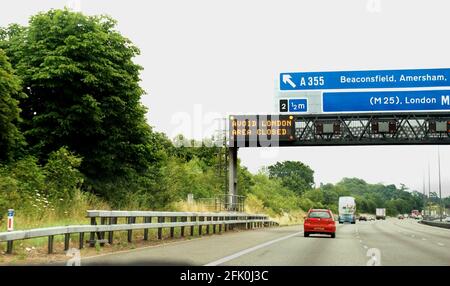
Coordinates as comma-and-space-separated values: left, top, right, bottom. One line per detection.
308, 211, 331, 218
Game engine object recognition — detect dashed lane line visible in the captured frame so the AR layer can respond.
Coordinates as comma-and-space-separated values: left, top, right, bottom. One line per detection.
204, 231, 303, 266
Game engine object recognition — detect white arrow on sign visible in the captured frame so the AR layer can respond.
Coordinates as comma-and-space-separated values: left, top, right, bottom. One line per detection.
282, 74, 296, 88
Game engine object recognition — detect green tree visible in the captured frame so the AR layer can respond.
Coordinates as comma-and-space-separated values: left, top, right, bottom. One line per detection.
249, 173, 301, 214
0, 49, 25, 162
268, 161, 314, 195
1, 9, 166, 198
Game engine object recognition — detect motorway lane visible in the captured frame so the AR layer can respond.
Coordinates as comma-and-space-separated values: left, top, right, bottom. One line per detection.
356, 218, 450, 266
81, 219, 450, 266
219, 223, 367, 266
81, 225, 303, 266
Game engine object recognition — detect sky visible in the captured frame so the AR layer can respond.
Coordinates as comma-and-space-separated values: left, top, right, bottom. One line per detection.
1, 0, 450, 196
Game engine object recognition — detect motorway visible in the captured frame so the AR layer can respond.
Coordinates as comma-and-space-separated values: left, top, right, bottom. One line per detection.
81, 218, 450, 266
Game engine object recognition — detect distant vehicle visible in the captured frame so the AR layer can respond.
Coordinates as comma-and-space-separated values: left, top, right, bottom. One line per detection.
368, 216, 375, 221
403, 213, 409, 218
415, 215, 422, 220
338, 197, 356, 224
398, 215, 404, 220
445, 217, 450, 223
376, 208, 386, 220
359, 215, 367, 221
304, 209, 336, 238
411, 210, 420, 217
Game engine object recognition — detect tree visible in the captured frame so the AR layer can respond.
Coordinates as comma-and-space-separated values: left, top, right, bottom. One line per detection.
268, 161, 314, 195
0, 9, 165, 197
0, 49, 25, 162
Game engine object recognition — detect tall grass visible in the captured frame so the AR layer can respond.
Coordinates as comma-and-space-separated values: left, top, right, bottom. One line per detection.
1, 190, 110, 231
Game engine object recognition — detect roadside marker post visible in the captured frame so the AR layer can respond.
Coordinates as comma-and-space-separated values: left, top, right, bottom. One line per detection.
7, 209, 14, 231
6, 209, 14, 254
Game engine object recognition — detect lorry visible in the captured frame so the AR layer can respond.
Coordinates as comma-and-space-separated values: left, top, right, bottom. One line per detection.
376, 208, 386, 220
338, 196, 356, 224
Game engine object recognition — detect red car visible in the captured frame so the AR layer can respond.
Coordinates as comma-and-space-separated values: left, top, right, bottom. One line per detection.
304, 209, 336, 238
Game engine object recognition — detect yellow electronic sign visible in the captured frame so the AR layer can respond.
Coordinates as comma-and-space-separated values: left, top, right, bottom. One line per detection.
229, 115, 295, 146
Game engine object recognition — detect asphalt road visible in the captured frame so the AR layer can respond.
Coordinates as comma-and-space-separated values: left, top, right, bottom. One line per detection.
81, 218, 450, 266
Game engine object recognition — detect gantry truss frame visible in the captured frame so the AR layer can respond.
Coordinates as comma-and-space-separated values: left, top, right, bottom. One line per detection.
281, 112, 450, 146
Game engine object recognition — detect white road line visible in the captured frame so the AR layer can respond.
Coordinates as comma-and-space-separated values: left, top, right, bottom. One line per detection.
437, 242, 445, 246
422, 238, 427, 241
204, 231, 303, 266
359, 240, 363, 243
363, 245, 368, 249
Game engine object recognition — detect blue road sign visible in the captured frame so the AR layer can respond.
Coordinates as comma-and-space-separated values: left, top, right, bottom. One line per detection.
288, 99, 308, 112
280, 68, 450, 91
322, 89, 450, 113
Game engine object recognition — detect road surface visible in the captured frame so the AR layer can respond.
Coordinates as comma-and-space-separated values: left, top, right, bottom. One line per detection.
81, 218, 450, 266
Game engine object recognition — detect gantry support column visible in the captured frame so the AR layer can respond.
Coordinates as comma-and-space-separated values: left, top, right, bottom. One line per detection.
228, 146, 238, 211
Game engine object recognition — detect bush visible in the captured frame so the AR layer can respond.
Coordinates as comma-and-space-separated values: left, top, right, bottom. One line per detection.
44, 147, 83, 203
249, 173, 303, 215
0, 174, 21, 222
0, 147, 87, 220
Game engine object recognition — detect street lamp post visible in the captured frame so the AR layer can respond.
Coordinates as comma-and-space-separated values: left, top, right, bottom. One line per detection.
428, 163, 431, 218
422, 175, 426, 218
437, 147, 443, 222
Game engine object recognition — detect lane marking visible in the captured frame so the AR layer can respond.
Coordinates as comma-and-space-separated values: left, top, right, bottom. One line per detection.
363, 245, 368, 249
422, 238, 427, 241
437, 242, 445, 246
204, 231, 303, 266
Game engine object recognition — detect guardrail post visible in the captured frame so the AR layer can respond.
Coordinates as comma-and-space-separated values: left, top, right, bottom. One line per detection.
170, 217, 176, 238
199, 217, 203, 235
180, 217, 185, 237
127, 217, 136, 243
219, 216, 222, 233
190, 216, 195, 236
158, 217, 163, 240
64, 233, 70, 251
89, 217, 96, 247
48, 235, 54, 254
6, 241, 13, 254
79, 232, 84, 249
144, 216, 151, 241
108, 217, 116, 244
224, 217, 228, 232
100, 217, 107, 246
206, 216, 210, 235
213, 216, 216, 234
